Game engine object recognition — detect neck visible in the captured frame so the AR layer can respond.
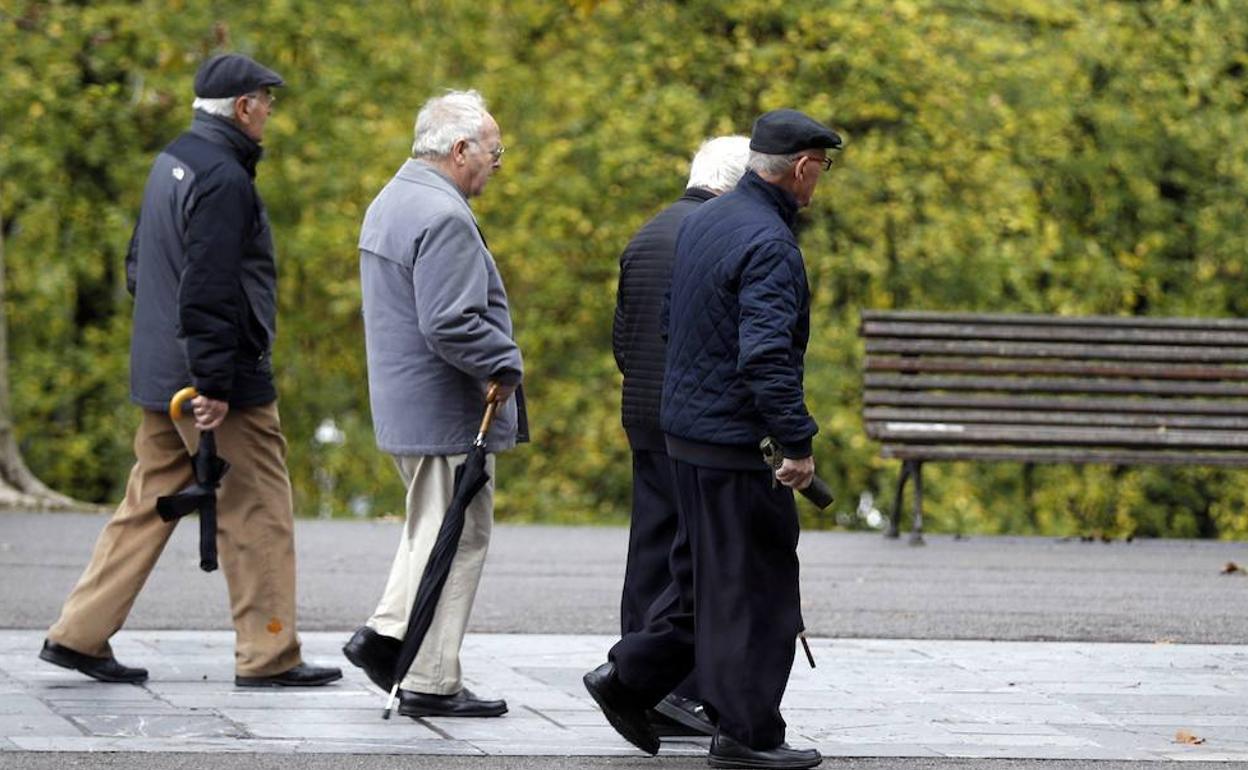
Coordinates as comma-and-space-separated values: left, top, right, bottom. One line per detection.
418, 156, 470, 198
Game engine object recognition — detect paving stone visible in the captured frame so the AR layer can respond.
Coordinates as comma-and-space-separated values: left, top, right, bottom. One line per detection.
3, 629, 1248, 760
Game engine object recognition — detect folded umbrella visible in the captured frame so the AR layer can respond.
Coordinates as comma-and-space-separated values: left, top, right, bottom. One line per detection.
382, 388, 501, 719
155, 386, 229, 572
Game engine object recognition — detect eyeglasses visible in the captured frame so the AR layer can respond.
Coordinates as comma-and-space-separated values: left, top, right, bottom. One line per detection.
805, 154, 834, 172
246, 91, 276, 107
471, 139, 505, 161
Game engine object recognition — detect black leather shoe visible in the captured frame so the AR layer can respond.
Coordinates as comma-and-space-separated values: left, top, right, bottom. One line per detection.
39, 639, 148, 683
709, 731, 822, 769
582, 661, 659, 755
653, 693, 716, 737
342, 626, 400, 692
235, 662, 343, 687
398, 688, 508, 718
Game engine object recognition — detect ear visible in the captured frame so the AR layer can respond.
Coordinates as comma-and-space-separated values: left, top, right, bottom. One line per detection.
451, 138, 470, 165
233, 95, 251, 124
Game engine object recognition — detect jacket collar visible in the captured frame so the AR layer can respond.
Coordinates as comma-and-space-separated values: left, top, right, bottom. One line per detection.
682, 187, 717, 204
396, 159, 478, 223
736, 170, 799, 228
190, 112, 263, 176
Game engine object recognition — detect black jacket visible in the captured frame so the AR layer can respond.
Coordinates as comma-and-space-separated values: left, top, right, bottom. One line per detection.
612, 188, 714, 451
660, 170, 818, 465
126, 113, 278, 409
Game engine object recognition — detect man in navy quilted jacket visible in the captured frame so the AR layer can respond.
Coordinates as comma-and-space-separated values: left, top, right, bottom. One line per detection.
585, 109, 841, 770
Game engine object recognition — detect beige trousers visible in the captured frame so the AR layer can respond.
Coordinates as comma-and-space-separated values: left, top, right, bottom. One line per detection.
367, 453, 494, 695
47, 404, 303, 677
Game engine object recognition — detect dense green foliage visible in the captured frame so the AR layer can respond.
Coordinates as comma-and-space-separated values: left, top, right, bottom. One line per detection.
3, 0, 1247, 537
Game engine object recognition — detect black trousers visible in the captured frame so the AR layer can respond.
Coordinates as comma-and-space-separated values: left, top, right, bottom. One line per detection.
620, 449, 698, 699
610, 459, 803, 749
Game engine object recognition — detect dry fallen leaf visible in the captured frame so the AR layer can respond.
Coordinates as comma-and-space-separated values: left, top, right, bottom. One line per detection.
1222, 561, 1242, 575
1175, 729, 1206, 745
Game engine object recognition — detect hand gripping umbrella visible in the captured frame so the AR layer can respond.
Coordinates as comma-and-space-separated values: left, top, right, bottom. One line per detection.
382, 389, 501, 719
155, 386, 229, 572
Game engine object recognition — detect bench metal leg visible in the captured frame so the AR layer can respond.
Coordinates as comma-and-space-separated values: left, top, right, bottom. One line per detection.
909, 460, 925, 546
888, 460, 913, 539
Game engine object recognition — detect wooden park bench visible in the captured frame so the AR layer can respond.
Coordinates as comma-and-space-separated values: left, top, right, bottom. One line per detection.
859, 310, 1248, 543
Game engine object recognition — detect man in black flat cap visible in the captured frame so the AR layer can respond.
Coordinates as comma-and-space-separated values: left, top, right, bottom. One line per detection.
40, 53, 341, 688
584, 108, 840, 769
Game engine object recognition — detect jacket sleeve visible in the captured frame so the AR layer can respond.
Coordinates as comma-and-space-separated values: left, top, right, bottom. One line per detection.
178, 168, 249, 401
612, 250, 629, 374
413, 214, 523, 383
736, 240, 818, 457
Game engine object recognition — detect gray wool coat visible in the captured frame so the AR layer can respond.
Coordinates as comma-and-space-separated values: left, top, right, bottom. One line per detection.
358, 160, 525, 456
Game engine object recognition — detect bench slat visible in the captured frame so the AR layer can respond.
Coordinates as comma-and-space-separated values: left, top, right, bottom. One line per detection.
862, 390, 1248, 416
862, 320, 1248, 347
867, 356, 1248, 381
861, 309, 1248, 331
866, 338, 1248, 363
879, 444, 1248, 467
865, 373, 1248, 397
869, 422, 1248, 449
863, 407, 1248, 430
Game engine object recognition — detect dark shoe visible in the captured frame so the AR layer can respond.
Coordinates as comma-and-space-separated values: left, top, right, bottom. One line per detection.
653, 693, 716, 737
39, 639, 148, 684
582, 661, 659, 755
709, 731, 822, 769
398, 688, 508, 718
342, 626, 401, 692
235, 662, 343, 688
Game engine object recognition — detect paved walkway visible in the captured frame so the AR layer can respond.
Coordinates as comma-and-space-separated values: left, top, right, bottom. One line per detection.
2, 631, 1246, 761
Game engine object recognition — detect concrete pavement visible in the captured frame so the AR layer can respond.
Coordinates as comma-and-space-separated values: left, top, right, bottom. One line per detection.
2, 511, 1247, 766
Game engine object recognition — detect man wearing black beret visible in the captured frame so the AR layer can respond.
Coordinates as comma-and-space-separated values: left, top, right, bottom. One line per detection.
40, 53, 341, 688
585, 108, 840, 769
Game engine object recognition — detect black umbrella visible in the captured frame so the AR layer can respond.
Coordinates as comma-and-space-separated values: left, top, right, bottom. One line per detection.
155, 387, 229, 573
382, 393, 500, 719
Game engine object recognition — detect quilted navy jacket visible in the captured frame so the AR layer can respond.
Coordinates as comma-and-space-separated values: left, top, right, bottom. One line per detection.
660, 170, 818, 459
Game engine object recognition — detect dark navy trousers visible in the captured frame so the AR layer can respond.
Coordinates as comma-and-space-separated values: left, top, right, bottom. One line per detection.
610, 459, 803, 749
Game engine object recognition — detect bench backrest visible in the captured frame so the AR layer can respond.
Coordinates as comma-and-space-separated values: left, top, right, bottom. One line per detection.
859, 310, 1248, 467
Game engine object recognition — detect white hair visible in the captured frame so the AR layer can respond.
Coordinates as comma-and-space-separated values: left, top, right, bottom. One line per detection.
191, 96, 238, 118
747, 150, 805, 177
411, 90, 489, 158
686, 136, 751, 194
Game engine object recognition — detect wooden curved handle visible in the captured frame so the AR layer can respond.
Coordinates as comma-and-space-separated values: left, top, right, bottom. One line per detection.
169, 386, 200, 420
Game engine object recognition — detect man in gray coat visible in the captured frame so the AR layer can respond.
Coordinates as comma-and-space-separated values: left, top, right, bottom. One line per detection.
344, 89, 524, 718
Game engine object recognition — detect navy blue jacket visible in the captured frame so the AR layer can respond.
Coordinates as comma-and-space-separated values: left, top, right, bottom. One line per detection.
126, 113, 278, 409
613, 187, 715, 451
660, 170, 817, 461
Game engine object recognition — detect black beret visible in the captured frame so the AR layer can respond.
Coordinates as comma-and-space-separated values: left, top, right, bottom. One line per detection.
193, 53, 284, 98
749, 109, 843, 155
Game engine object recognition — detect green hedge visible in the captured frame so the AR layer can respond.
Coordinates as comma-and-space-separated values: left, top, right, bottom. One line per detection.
3, 1, 1247, 537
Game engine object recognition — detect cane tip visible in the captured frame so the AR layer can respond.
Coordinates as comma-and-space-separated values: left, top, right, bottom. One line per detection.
382, 709, 392, 720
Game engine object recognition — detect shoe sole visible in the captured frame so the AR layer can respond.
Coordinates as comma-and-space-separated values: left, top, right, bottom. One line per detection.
708, 752, 822, 769
235, 672, 343, 688
399, 705, 508, 718
341, 644, 395, 692
582, 673, 659, 756
38, 648, 147, 684
653, 699, 716, 736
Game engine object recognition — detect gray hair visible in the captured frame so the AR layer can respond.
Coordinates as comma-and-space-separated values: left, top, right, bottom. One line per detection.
192, 96, 238, 118
686, 136, 751, 194
747, 150, 805, 177
412, 90, 489, 159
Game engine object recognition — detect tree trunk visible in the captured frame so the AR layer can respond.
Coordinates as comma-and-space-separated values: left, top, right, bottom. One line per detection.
0, 208, 91, 510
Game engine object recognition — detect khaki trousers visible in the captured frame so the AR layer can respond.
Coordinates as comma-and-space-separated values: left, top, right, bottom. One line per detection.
367, 453, 494, 695
47, 404, 303, 677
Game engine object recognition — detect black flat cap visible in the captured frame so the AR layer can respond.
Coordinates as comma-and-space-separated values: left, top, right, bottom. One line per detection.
193, 53, 284, 98
750, 109, 843, 154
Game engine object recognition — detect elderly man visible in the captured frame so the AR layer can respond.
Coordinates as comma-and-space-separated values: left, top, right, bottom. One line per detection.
344, 90, 524, 719
585, 109, 841, 770
612, 135, 749, 738
40, 53, 341, 688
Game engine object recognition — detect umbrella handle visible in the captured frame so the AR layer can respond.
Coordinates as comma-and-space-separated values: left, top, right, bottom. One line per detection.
169, 386, 200, 420
473, 400, 499, 446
